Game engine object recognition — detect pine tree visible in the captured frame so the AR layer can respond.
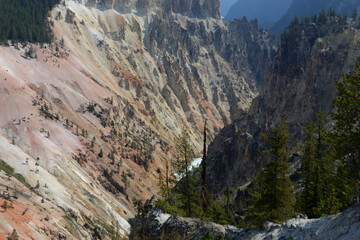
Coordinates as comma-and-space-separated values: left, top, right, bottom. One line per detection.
352, 8, 358, 19
98, 149, 103, 158
332, 62, 360, 204
249, 117, 295, 225
173, 127, 200, 217
8, 229, 19, 240
2, 200, 7, 211
121, 171, 130, 191
299, 111, 338, 217
157, 174, 172, 200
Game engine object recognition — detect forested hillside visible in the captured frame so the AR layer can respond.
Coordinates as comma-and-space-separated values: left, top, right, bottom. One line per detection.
0, 0, 59, 43
272, 0, 360, 33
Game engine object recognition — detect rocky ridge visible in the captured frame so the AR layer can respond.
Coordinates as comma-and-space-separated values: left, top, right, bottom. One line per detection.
272, 0, 360, 33
130, 196, 360, 240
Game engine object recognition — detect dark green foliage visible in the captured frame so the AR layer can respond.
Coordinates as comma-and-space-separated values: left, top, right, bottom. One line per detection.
154, 198, 185, 216
98, 149, 103, 158
121, 171, 130, 191
282, 10, 352, 50
201, 231, 214, 240
132, 198, 144, 217
0, 0, 60, 43
155, 128, 233, 224
2, 200, 7, 211
7, 229, 19, 240
216, 234, 225, 240
201, 231, 224, 240
157, 173, 172, 201
205, 202, 234, 225
298, 111, 339, 217
332, 62, 360, 204
0, 159, 32, 190
248, 117, 295, 226
352, 8, 358, 19
103, 170, 126, 195
271, 0, 359, 33
172, 127, 201, 217
201, 121, 208, 217
0, 159, 14, 176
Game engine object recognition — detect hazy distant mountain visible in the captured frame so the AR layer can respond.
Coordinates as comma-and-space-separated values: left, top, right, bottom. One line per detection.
224, 0, 292, 29
272, 0, 360, 33
220, 0, 238, 17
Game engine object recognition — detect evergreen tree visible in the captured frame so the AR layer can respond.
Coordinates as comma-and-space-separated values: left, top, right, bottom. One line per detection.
172, 127, 200, 217
2, 200, 7, 211
332, 62, 360, 204
249, 117, 295, 225
121, 171, 130, 191
352, 8, 358, 19
0, 0, 60, 44
298, 111, 338, 217
8, 229, 19, 240
158, 174, 169, 198
98, 149, 103, 158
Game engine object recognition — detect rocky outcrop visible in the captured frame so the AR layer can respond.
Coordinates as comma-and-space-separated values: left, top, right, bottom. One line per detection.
80, 0, 277, 133
207, 15, 360, 197
130, 196, 246, 240
224, 0, 292, 30
144, 14, 276, 122
131, 197, 360, 240
86, 0, 220, 19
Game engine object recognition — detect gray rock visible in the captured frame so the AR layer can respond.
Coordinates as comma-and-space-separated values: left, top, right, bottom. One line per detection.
131, 203, 360, 240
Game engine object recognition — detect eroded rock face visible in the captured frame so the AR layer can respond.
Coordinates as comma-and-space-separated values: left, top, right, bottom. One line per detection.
86, 0, 220, 18
131, 198, 360, 240
144, 15, 276, 122
207, 16, 360, 196
0, 0, 276, 238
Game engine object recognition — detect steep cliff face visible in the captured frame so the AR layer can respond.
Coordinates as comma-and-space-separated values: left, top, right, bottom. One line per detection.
207, 16, 360, 197
0, 0, 275, 238
85, 0, 220, 19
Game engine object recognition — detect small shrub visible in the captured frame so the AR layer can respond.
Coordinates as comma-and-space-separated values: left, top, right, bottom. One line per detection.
202, 231, 214, 240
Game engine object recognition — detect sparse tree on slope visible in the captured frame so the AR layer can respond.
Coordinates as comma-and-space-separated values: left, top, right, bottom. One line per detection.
173, 127, 200, 217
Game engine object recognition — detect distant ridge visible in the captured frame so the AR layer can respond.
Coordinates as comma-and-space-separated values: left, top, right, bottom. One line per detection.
224, 0, 292, 29
272, 0, 360, 33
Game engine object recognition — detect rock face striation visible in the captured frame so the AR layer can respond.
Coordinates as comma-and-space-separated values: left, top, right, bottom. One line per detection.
131, 197, 360, 240
206, 15, 360, 197
85, 0, 221, 19
0, 0, 276, 238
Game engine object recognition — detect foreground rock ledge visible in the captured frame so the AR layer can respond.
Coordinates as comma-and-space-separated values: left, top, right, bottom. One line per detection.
130, 197, 360, 240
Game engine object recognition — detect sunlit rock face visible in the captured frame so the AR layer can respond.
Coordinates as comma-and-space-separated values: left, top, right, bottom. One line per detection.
85, 0, 221, 18
0, 0, 276, 238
